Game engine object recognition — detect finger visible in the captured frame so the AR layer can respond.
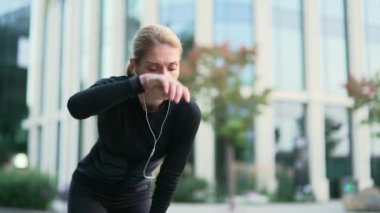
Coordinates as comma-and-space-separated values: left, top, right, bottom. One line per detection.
160, 76, 170, 95
168, 80, 177, 101
174, 84, 183, 103
182, 86, 191, 103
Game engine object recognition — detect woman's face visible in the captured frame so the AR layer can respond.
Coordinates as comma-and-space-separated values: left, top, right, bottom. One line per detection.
134, 43, 181, 80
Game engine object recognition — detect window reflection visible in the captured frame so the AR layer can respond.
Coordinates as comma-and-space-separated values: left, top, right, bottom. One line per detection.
215, 0, 254, 85
160, 0, 194, 34
272, 0, 304, 92
364, 0, 380, 76
370, 124, 380, 186
325, 107, 350, 157
275, 103, 306, 154
325, 106, 352, 198
321, 0, 348, 96
274, 102, 308, 201
125, 0, 141, 59
363, 0, 380, 186
160, 0, 194, 57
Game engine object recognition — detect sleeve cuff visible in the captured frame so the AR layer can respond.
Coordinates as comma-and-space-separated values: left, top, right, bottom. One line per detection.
129, 76, 145, 94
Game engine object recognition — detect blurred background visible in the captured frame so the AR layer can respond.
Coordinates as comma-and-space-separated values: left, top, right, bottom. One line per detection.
0, 0, 380, 212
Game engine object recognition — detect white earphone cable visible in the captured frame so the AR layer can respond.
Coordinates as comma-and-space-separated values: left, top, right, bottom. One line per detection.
142, 94, 171, 179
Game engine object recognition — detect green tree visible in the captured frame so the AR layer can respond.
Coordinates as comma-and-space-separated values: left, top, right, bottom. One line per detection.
345, 74, 378, 123
180, 43, 270, 208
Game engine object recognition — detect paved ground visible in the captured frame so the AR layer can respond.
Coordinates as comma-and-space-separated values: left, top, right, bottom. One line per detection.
1, 201, 368, 213
1, 200, 379, 213
182, 201, 380, 213
168, 201, 349, 213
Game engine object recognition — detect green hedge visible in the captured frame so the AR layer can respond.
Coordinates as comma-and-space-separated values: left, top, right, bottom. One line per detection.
0, 169, 57, 210
173, 175, 209, 203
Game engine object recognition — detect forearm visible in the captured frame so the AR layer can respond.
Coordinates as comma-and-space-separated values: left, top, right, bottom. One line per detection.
150, 171, 180, 213
67, 76, 144, 119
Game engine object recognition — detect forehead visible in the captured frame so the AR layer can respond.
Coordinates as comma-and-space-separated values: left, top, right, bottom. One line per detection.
142, 43, 181, 64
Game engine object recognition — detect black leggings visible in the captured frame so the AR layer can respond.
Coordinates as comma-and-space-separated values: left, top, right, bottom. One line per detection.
68, 171, 152, 213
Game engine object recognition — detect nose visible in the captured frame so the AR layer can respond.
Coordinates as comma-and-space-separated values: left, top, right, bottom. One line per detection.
160, 68, 171, 77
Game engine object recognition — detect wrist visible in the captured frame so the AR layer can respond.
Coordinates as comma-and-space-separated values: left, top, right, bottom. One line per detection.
130, 75, 145, 93
138, 74, 148, 90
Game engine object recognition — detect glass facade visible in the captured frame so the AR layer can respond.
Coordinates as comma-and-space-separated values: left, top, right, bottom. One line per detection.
160, 0, 195, 57
58, 1, 65, 109
125, 0, 141, 59
364, 0, 380, 187
79, 1, 85, 90
274, 102, 308, 201
272, 0, 304, 92
325, 106, 352, 198
321, 0, 348, 96
364, 0, 380, 76
213, 0, 255, 198
37, 125, 43, 169
215, 0, 254, 85
370, 124, 380, 186
0, 0, 29, 16
160, 0, 194, 35
100, 0, 111, 78
275, 103, 306, 154
39, 9, 48, 114
215, 0, 254, 49
56, 121, 61, 179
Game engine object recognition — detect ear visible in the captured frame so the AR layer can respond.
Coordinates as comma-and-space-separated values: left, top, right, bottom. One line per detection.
129, 58, 136, 71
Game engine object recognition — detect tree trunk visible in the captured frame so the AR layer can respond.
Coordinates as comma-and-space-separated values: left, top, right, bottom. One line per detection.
226, 141, 236, 212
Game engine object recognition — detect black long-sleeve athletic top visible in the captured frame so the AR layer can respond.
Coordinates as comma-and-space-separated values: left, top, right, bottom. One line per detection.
67, 75, 201, 213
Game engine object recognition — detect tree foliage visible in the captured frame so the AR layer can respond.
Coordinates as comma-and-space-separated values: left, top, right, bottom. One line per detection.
180, 43, 270, 147
345, 73, 380, 125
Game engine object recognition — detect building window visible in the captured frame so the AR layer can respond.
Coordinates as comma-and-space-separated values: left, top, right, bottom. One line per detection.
37, 125, 43, 169
364, 0, 380, 188
40, 8, 48, 114
160, 0, 194, 34
325, 106, 352, 198
370, 124, 380, 186
272, 0, 305, 92
321, 0, 348, 96
364, 0, 380, 76
215, 0, 254, 85
274, 102, 308, 201
56, 121, 61, 180
58, 1, 65, 109
98, 0, 104, 78
77, 120, 83, 161
99, 0, 112, 78
79, 0, 85, 90
125, 0, 141, 59
160, 0, 195, 57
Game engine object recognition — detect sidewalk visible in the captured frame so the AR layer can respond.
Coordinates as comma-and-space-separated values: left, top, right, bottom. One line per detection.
0, 201, 356, 213
168, 201, 348, 213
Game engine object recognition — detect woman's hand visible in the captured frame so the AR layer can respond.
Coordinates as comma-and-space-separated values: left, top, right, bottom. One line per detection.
139, 73, 190, 103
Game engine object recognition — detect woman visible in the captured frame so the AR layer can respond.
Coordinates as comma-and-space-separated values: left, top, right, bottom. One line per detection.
67, 25, 201, 213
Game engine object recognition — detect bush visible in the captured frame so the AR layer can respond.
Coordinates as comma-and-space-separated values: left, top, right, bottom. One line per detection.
0, 169, 57, 210
236, 170, 256, 195
173, 175, 209, 203
271, 168, 295, 202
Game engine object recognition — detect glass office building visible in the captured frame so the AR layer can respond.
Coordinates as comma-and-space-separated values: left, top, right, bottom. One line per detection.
25, 0, 380, 201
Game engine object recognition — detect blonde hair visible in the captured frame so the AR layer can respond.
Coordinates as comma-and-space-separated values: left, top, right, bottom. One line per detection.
126, 25, 182, 76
